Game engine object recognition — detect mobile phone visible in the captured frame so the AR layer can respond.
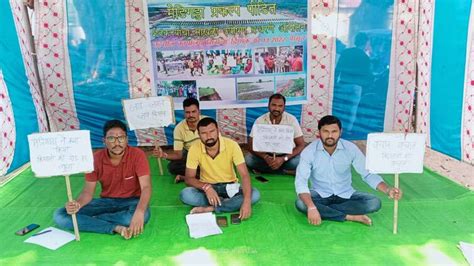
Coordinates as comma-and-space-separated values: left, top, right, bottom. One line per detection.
15, 224, 40, 236
216, 216, 228, 227
255, 175, 269, 183
231, 213, 241, 225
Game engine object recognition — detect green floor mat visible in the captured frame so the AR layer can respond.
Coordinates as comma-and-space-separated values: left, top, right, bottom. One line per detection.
0, 157, 473, 265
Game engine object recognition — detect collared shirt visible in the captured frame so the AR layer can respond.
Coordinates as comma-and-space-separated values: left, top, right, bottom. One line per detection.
86, 146, 150, 198
250, 111, 303, 139
173, 115, 205, 151
186, 136, 245, 184
295, 139, 383, 199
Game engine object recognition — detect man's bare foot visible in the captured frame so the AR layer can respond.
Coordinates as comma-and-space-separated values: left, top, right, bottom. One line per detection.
190, 206, 214, 214
346, 214, 372, 226
114, 225, 132, 240
175, 175, 184, 183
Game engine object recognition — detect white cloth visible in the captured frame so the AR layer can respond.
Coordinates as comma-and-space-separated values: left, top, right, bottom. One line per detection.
226, 183, 241, 198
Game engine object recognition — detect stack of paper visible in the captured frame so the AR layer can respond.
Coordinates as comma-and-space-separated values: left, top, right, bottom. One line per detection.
185, 213, 223, 239
24, 227, 75, 250
459, 242, 474, 266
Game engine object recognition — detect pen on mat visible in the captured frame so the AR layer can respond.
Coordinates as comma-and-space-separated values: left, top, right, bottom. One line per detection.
32, 230, 52, 236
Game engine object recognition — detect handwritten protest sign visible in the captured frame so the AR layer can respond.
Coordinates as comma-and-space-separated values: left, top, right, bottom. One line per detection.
122, 96, 175, 130
252, 124, 294, 154
28, 130, 94, 177
366, 133, 426, 174
366, 133, 426, 234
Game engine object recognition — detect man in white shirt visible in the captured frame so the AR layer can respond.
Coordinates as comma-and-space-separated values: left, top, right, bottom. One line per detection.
254, 52, 265, 74
245, 94, 305, 175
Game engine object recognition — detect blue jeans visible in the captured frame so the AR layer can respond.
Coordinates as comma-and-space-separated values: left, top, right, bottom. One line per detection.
53, 197, 150, 234
295, 191, 381, 222
245, 153, 300, 174
180, 183, 260, 213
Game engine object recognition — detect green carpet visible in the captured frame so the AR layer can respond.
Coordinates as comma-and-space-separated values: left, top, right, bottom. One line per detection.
0, 157, 473, 265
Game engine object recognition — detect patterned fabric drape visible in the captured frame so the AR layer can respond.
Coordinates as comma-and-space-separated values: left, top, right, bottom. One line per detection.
385, 0, 418, 133
462, 2, 474, 164
10, 0, 49, 133
300, 0, 338, 143
0, 71, 16, 175
415, 0, 435, 148
35, 0, 79, 132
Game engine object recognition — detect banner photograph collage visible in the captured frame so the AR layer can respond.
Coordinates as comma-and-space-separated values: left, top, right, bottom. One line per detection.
147, 0, 309, 109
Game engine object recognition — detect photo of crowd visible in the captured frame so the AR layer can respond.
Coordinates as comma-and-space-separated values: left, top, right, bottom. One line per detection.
205, 49, 253, 76
156, 50, 205, 79
156, 80, 197, 99
253, 46, 304, 74
155, 46, 305, 80
153, 46, 307, 106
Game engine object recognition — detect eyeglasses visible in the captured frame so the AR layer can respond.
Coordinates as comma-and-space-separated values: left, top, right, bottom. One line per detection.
105, 135, 127, 143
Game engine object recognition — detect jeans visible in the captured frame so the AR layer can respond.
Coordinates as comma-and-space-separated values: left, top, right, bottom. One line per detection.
295, 191, 381, 222
180, 183, 260, 213
245, 153, 300, 174
53, 197, 150, 234
168, 150, 188, 176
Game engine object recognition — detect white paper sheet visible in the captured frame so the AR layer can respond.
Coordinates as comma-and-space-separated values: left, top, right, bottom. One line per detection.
185, 213, 222, 239
459, 242, 474, 266
24, 227, 75, 250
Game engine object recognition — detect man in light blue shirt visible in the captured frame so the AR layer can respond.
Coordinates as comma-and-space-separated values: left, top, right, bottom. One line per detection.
295, 115, 402, 226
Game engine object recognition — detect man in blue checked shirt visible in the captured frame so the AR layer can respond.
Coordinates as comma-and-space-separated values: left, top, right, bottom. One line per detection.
295, 115, 402, 226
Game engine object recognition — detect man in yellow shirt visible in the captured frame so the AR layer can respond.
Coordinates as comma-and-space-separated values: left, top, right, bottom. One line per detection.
180, 117, 260, 219
154, 98, 203, 182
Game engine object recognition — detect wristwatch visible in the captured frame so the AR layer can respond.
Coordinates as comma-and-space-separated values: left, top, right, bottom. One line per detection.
284, 156, 289, 161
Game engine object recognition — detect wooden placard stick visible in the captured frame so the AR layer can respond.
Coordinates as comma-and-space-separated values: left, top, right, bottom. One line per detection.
393, 173, 400, 234
272, 119, 276, 160
154, 138, 164, 176
64, 175, 80, 241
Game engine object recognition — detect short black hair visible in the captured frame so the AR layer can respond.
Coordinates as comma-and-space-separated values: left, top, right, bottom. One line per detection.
197, 117, 218, 131
103, 119, 127, 136
318, 115, 342, 130
269, 93, 286, 104
183, 97, 199, 109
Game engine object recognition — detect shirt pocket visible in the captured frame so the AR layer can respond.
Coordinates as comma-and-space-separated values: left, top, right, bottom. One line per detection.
121, 169, 139, 193
124, 175, 135, 180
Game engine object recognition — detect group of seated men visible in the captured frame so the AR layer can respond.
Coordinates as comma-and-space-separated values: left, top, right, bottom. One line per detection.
54, 94, 402, 239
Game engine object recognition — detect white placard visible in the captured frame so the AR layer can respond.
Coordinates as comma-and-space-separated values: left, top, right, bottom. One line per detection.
366, 133, 426, 174
252, 124, 294, 154
28, 130, 94, 177
122, 96, 175, 130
